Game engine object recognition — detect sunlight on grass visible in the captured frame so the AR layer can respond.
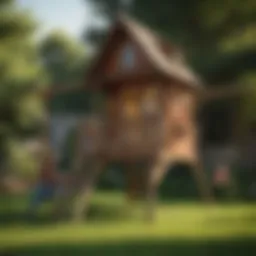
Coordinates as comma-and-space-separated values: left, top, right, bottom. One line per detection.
0, 192, 255, 251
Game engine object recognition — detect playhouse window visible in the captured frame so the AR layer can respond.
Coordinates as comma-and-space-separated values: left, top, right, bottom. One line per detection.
123, 99, 140, 119
120, 88, 142, 120
120, 44, 135, 69
142, 87, 159, 115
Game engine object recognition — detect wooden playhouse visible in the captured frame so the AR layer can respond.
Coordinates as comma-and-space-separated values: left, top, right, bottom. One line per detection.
48, 15, 213, 221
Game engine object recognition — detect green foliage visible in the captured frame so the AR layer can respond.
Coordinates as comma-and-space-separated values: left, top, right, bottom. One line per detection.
0, 0, 45, 126
6, 139, 39, 180
239, 73, 256, 123
0, 0, 45, 172
49, 90, 91, 114
40, 30, 86, 87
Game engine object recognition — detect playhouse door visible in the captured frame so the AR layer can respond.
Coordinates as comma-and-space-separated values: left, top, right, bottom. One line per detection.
120, 86, 162, 155
120, 87, 143, 151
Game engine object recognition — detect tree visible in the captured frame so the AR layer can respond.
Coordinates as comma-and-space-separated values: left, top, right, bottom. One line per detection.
39, 30, 86, 88
0, 0, 45, 178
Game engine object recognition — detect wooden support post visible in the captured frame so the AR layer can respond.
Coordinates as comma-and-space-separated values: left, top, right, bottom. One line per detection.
145, 172, 157, 222
53, 121, 86, 220
124, 163, 140, 217
125, 163, 137, 203
72, 159, 105, 222
125, 163, 145, 203
145, 158, 169, 222
53, 173, 74, 220
192, 161, 214, 202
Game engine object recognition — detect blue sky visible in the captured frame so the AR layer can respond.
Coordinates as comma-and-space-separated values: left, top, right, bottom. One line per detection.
17, 0, 95, 41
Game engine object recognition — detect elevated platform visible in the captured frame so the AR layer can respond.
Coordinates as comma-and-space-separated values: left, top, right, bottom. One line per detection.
77, 115, 164, 161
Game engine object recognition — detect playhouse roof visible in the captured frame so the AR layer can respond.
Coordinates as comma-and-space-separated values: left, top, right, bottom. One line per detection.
89, 14, 202, 89
120, 15, 201, 87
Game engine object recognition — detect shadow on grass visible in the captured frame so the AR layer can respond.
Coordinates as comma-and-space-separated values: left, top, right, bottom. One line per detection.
0, 202, 131, 227
1, 237, 256, 256
0, 210, 56, 227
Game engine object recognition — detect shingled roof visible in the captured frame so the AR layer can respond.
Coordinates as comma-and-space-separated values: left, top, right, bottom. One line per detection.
118, 15, 202, 88
113, 15, 201, 88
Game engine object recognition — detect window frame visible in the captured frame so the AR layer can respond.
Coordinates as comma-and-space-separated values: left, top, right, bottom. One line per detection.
120, 43, 135, 70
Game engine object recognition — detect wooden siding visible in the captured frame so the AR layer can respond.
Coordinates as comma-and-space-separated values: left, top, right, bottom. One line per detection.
162, 85, 198, 162
88, 29, 155, 89
78, 81, 198, 163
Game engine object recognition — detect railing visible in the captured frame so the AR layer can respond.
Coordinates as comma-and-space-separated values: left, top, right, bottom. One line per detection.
79, 115, 164, 159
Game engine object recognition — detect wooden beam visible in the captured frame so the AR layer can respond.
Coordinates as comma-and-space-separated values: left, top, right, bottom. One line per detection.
72, 159, 106, 222
201, 86, 248, 102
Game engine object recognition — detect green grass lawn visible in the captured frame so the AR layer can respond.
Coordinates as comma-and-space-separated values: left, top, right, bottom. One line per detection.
0, 192, 255, 255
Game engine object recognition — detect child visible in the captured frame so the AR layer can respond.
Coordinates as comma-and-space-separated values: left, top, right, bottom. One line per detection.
28, 147, 58, 215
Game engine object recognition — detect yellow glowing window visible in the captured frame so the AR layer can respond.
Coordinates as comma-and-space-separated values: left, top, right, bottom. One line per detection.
142, 87, 159, 114
123, 99, 139, 119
